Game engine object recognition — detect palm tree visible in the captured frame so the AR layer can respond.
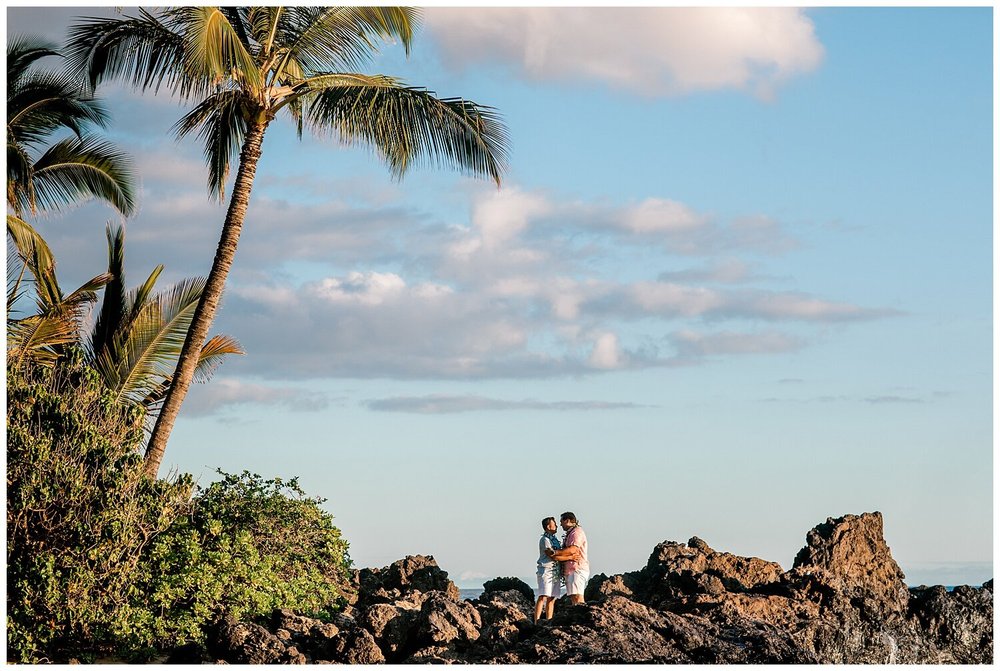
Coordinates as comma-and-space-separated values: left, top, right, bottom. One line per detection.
68, 7, 510, 477
6, 219, 242, 417
89, 223, 243, 417
7, 35, 135, 218
6, 215, 111, 371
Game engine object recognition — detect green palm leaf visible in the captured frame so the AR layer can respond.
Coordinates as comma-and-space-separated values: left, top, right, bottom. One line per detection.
8, 34, 134, 217
66, 9, 201, 98
275, 7, 416, 78
29, 136, 136, 217
8, 312, 80, 369
175, 7, 263, 91
172, 89, 251, 199
6, 214, 60, 309
306, 83, 508, 185
7, 269, 110, 371
111, 277, 204, 404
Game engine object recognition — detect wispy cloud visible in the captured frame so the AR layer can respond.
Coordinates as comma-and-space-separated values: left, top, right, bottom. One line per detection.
365, 394, 648, 414
425, 8, 824, 98
183, 378, 334, 417
864, 395, 924, 405
758, 392, 930, 405
670, 330, 805, 358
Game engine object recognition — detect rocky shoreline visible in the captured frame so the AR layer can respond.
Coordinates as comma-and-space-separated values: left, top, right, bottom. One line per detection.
181, 512, 992, 664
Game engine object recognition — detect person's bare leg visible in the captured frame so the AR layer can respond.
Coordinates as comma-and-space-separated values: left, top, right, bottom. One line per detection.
534, 596, 547, 623
546, 596, 556, 619
569, 594, 584, 605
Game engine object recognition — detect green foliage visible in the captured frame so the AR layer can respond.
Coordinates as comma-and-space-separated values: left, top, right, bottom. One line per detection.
7, 355, 351, 661
142, 471, 352, 645
7, 34, 135, 217
6, 350, 192, 663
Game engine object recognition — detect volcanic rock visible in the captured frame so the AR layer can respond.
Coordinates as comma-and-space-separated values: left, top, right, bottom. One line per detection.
202, 512, 991, 665
482, 576, 535, 604
473, 589, 533, 652
208, 616, 306, 664
354, 554, 461, 606
910, 580, 994, 664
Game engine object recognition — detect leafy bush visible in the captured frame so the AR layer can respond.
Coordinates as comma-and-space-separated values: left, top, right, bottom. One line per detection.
7, 353, 352, 661
6, 351, 192, 663
140, 471, 352, 646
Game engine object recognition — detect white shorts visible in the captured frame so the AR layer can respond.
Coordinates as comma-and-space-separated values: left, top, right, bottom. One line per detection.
536, 568, 562, 598
565, 570, 589, 596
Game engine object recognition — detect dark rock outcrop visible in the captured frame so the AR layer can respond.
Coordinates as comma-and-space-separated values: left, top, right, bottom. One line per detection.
353, 554, 461, 606
482, 576, 535, 604
910, 580, 994, 664
201, 512, 992, 664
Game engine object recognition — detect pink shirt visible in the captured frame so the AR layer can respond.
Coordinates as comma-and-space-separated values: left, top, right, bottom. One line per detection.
563, 526, 589, 573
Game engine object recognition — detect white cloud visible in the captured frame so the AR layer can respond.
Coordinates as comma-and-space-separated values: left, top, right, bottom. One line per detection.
365, 394, 644, 414
588, 332, 625, 370
658, 259, 757, 284
425, 8, 824, 98
607, 281, 895, 323
623, 198, 706, 234
670, 330, 805, 358
183, 378, 332, 417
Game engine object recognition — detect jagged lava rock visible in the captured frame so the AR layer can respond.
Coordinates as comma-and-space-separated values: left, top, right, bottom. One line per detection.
791, 511, 910, 618
202, 512, 991, 665
482, 575, 535, 604
473, 589, 534, 652
910, 580, 994, 664
354, 554, 460, 605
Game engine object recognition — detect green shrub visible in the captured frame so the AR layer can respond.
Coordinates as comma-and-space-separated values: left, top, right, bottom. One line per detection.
7, 353, 352, 662
6, 352, 192, 663
141, 471, 352, 646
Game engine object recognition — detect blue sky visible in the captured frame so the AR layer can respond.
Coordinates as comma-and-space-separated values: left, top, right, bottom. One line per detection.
7, 6, 993, 587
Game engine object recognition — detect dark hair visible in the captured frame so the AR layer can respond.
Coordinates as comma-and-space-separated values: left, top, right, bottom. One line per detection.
560, 511, 577, 524
541, 517, 556, 529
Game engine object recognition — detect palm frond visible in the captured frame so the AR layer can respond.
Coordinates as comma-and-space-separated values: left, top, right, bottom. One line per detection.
274, 7, 417, 81
174, 7, 263, 92
172, 89, 251, 199
6, 214, 60, 309
60, 272, 114, 310
7, 269, 109, 371
90, 223, 128, 361
29, 135, 136, 216
6, 34, 61, 85
219, 7, 254, 54
7, 238, 27, 314
127, 264, 165, 325
306, 81, 509, 186
194, 334, 244, 383
7, 311, 80, 369
113, 277, 205, 404
7, 73, 109, 144
246, 7, 274, 46
65, 9, 204, 98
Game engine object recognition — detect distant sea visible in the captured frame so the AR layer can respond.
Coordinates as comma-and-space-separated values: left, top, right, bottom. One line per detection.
458, 585, 967, 601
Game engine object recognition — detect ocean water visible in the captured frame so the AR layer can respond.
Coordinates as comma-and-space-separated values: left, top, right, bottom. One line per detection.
459, 584, 971, 601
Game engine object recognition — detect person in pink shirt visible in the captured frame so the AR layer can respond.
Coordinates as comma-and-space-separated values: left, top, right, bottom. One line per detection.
544, 511, 589, 604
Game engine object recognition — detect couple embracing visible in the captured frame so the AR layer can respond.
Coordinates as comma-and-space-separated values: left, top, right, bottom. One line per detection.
534, 511, 589, 623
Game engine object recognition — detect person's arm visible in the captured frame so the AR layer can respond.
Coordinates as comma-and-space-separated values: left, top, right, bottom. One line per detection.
546, 544, 582, 561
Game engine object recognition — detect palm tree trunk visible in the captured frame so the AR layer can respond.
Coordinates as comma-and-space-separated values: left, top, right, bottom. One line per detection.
144, 119, 269, 478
